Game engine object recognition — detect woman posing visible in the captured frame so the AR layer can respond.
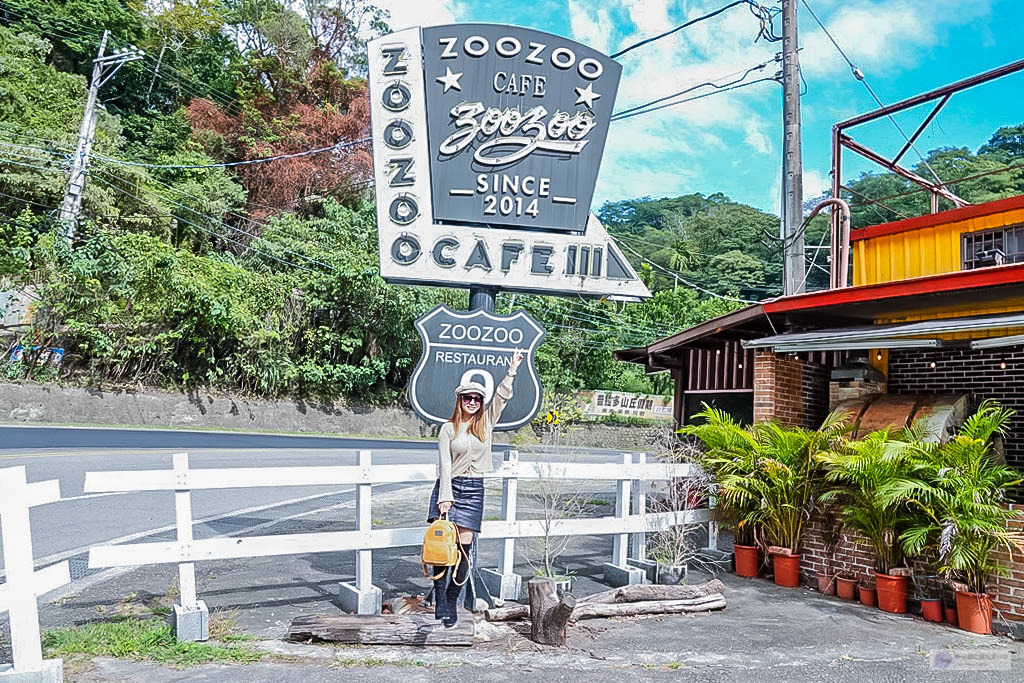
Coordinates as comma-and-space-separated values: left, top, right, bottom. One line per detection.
428, 350, 524, 628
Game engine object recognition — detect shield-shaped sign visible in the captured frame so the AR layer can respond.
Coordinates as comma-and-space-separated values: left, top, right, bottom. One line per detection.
408, 305, 545, 430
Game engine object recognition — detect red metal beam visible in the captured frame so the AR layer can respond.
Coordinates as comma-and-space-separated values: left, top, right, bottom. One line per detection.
763, 262, 1024, 314
892, 93, 951, 165
840, 135, 968, 207
836, 58, 1024, 131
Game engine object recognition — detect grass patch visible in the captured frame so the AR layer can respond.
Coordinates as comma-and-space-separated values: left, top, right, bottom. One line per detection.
333, 657, 427, 668
586, 498, 610, 507
42, 618, 264, 668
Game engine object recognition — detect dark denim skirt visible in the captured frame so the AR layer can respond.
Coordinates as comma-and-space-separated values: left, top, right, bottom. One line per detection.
427, 476, 484, 532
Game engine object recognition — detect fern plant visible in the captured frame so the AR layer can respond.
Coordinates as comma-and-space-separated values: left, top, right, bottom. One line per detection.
682, 405, 848, 554
818, 425, 925, 574
881, 401, 1024, 594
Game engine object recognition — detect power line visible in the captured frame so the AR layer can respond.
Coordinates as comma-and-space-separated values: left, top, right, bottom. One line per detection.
90, 165, 335, 273
799, 0, 947, 190
611, 60, 775, 119
610, 76, 778, 122
92, 136, 371, 169
611, 1, 780, 59
89, 173, 318, 274
617, 241, 757, 304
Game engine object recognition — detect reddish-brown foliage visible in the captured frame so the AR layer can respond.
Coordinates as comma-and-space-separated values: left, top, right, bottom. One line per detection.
186, 81, 371, 219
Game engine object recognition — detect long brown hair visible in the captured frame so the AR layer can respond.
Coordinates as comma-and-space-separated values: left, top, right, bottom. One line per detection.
450, 395, 487, 441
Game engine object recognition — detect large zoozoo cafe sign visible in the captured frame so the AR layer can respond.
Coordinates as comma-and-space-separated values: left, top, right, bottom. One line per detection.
368, 24, 650, 299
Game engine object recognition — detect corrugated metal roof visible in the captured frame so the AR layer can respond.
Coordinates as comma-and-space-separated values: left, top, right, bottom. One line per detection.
745, 311, 1024, 350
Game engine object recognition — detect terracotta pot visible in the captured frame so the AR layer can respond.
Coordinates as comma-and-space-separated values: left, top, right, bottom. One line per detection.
944, 605, 958, 627
921, 598, 943, 622
733, 544, 760, 578
772, 552, 801, 588
874, 572, 908, 614
836, 575, 857, 600
817, 573, 835, 596
955, 590, 993, 635
859, 585, 877, 607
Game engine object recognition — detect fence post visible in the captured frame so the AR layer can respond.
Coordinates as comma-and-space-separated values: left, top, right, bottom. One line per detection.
631, 452, 647, 561
171, 453, 208, 642
602, 453, 644, 587
0, 465, 70, 682
707, 493, 719, 552
339, 450, 382, 614
481, 449, 522, 601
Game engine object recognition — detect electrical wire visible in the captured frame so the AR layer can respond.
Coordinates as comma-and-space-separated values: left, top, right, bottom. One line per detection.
611, 60, 775, 119
90, 165, 335, 272
611, 1, 780, 59
531, 302, 674, 338
89, 174, 318, 274
617, 241, 757, 304
610, 76, 778, 122
92, 136, 371, 169
800, 0, 948, 191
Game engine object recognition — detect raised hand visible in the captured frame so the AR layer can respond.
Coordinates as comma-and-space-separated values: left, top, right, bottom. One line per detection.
511, 349, 524, 371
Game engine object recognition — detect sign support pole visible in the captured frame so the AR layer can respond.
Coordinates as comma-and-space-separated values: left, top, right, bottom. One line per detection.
469, 286, 497, 313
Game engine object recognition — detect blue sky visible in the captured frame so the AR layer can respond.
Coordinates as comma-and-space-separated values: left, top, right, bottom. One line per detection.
375, 0, 1024, 216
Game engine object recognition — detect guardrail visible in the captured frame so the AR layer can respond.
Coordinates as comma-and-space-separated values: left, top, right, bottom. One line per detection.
84, 450, 714, 640
0, 466, 70, 681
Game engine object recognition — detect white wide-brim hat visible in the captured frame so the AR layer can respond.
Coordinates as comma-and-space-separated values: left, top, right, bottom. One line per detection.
454, 380, 491, 404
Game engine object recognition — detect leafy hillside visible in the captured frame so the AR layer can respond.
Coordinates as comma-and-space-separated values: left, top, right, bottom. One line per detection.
1, 1, 1022, 405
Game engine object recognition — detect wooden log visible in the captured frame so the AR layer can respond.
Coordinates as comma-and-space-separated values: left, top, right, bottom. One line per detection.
577, 579, 725, 605
288, 612, 473, 646
570, 594, 726, 621
528, 577, 576, 646
484, 604, 529, 621
485, 580, 727, 621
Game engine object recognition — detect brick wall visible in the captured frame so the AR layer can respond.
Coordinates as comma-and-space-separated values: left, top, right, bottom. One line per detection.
800, 504, 1024, 631
753, 351, 830, 428
887, 344, 1024, 470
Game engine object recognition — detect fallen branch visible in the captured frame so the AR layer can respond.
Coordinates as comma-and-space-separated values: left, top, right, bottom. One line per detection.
570, 594, 726, 621
484, 604, 529, 621
485, 580, 726, 622
577, 579, 725, 605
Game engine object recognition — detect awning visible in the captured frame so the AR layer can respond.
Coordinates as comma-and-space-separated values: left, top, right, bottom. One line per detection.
743, 311, 1024, 352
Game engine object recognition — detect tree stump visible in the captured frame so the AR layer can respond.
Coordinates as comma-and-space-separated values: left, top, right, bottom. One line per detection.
528, 577, 576, 646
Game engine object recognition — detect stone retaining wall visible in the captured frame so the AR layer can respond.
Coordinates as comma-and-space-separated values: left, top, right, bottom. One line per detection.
0, 381, 667, 450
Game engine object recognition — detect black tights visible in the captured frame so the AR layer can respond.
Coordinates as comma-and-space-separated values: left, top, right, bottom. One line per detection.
433, 541, 472, 623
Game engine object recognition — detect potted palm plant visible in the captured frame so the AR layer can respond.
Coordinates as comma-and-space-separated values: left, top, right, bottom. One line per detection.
884, 401, 1024, 634
683, 406, 848, 588
678, 407, 762, 578
818, 426, 924, 614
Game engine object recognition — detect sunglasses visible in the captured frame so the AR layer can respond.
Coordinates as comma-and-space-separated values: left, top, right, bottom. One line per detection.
461, 394, 483, 405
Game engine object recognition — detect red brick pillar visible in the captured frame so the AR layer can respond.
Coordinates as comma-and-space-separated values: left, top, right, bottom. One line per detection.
753, 350, 829, 428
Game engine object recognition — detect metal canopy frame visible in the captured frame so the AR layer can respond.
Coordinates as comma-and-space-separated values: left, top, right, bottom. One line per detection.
831, 57, 1024, 237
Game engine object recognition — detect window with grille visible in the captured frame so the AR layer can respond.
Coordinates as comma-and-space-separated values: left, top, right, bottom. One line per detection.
962, 224, 1024, 269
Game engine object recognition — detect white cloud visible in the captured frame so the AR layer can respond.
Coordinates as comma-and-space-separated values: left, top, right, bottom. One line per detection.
570, 0, 993, 207
373, 0, 463, 31
567, 1, 615, 55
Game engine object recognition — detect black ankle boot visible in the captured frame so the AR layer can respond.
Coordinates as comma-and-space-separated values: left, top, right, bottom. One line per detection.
444, 543, 471, 627
432, 567, 448, 621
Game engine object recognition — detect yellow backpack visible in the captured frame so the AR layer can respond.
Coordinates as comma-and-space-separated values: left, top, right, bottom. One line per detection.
422, 515, 468, 582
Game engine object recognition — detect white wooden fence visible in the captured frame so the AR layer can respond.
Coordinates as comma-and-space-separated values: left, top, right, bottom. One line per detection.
83, 450, 713, 636
0, 466, 69, 681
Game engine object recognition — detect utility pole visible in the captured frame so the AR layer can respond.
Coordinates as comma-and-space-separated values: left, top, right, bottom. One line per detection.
59, 31, 143, 244
781, 0, 805, 295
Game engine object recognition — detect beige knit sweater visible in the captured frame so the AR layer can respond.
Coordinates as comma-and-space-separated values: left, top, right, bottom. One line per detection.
436, 369, 516, 503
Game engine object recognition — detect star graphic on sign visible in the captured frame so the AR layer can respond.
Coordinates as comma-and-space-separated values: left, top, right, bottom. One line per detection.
436, 67, 463, 93
574, 83, 601, 110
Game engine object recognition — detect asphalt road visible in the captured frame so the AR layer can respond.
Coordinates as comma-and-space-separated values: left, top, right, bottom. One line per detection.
0, 425, 619, 573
